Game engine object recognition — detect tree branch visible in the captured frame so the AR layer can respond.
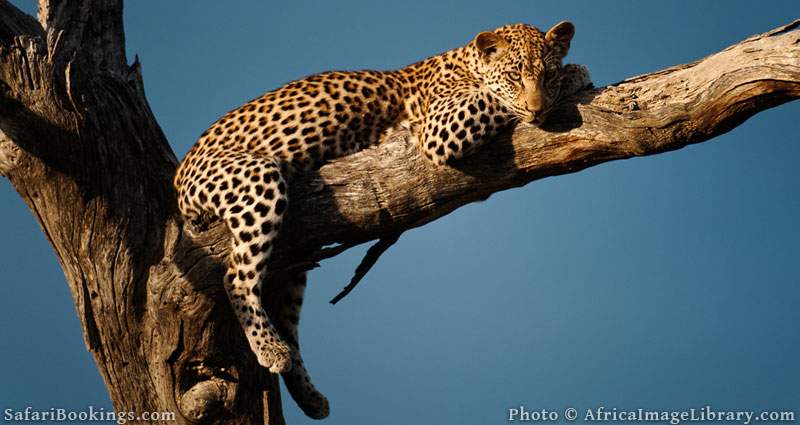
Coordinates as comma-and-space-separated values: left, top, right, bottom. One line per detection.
330, 232, 402, 305
191, 20, 800, 278
0, 0, 284, 423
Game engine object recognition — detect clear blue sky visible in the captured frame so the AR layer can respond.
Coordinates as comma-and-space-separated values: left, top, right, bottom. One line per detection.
1, 1, 798, 424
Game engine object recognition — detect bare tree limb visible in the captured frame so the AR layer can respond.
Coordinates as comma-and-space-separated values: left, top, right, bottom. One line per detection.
248, 19, 800, 275
0, 0, 282, 423
0, 0, 797, 421
330, 232, 402, 305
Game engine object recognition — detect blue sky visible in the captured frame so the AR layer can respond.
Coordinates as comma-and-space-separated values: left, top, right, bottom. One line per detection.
1, 1, 798, 424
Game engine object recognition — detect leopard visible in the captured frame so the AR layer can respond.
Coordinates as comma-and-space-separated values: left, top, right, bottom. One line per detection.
173, 21, 591, 419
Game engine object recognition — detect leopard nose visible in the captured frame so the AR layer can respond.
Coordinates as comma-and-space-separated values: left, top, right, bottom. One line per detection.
526, 106, 543, 120
526, 101, 543, 117
525, 103, 542, 122
527, 106, 549, 125
526, 96, 543, 115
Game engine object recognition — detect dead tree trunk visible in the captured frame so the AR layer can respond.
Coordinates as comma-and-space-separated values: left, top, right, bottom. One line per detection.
0, 0, 797, 422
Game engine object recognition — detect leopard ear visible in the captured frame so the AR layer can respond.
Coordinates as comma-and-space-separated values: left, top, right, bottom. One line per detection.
474, 31, 509, 61
545, 21, 575, 58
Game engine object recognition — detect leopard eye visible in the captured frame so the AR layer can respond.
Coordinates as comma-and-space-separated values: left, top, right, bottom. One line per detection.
506, 71, 521, 81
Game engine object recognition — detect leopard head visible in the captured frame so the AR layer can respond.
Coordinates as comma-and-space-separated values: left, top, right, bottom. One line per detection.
470, 22, 575, 125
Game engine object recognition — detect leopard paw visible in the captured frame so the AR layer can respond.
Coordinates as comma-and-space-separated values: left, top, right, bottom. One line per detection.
255, 341, 293, 374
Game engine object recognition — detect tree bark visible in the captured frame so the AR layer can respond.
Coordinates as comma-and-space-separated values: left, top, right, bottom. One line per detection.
0, 0, 797, 422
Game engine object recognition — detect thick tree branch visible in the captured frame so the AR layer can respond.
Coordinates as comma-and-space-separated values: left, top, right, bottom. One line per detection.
191, 20, 800, 278
0, 0, 283, 423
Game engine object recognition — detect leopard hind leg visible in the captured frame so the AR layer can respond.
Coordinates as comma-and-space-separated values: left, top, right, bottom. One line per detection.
181, 151, 293, 373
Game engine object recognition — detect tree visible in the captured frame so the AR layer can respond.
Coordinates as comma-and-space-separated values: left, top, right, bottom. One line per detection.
0, 0, 797, 422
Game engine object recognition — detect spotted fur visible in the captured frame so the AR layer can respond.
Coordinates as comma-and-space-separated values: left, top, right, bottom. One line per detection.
173, 21, 590, 419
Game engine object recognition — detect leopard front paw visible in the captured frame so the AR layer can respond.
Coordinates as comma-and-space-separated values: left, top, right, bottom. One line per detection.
562, 64, 593, 95
255, 340, 293, 374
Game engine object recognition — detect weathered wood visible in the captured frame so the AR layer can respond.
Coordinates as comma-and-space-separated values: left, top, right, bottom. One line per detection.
0, 0, 797, 421
0, 0, 282, 423
261, 19, 800, 274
